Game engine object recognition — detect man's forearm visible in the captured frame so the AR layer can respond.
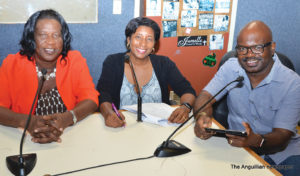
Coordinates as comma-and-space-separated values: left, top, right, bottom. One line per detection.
252, 128, 293, 155
193, 90, 215, 117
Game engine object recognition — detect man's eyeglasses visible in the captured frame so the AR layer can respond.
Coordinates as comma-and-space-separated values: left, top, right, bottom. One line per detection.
235, 42, 272, 55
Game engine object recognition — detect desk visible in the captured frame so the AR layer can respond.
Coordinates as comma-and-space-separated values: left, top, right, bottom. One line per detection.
0, 112, 281, 176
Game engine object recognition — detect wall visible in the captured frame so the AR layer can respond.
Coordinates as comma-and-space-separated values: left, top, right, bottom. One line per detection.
232, 0, 300, 73
0, 1, 135, 85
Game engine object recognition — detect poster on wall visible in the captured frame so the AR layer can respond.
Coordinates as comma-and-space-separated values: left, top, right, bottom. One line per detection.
215, 0, 231, 13
146, 0, 161, 16
162, 1, 180, 20
209, 34, 224, 50
199, 0, 214, 11
213, 15, 229, 32
0, 0, 97, 23
162, 20, 177, 38
198, 13, 214, 30
183, 0, 199, 10
181, 10, 197, 27
177, 36, 207, 47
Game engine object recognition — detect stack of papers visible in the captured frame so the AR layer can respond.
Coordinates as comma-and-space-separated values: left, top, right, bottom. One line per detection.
121, 103, 179, 126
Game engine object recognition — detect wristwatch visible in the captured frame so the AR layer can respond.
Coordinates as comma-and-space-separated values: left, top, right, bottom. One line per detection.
259, 135, 265, 148
70, 110, 77, 125
181, 102, 192, 112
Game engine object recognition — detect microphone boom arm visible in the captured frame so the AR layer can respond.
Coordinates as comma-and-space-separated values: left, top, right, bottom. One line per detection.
154, 76, 244, 157
166, 77, 242, 142
6, 68, 47, 176
126, 55, 142, 122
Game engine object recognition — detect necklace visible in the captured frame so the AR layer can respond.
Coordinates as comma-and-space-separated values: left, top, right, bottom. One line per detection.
36, 66, 56, 81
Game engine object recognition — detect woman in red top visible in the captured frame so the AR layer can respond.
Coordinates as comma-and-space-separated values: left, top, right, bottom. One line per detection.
0, 9, 99, 143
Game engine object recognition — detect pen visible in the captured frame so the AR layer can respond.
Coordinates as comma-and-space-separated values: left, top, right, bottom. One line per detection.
111, 103, 122, 120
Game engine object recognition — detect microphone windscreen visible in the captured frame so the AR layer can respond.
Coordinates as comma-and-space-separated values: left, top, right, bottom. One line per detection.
236, 76, 244, 82
236, 81, 244, 88
235, 76, 244, 88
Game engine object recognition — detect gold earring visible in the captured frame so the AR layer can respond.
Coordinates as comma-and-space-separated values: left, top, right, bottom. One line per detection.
127, 43, 130, 50
152, 48, 155, 54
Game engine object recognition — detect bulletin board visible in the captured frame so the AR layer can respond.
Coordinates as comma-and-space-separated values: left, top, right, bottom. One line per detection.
145, 0, 234, 94
146, 0, 232, 49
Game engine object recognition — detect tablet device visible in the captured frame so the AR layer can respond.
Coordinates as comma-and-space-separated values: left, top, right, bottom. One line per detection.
205, 128, 247, 138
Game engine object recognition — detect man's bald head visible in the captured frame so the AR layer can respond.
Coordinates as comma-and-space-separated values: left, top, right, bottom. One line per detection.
237, 21, 273, 44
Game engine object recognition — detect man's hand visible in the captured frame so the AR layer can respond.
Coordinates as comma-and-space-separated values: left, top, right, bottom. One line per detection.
226, 122, 261, 148
194, 113, 213, 140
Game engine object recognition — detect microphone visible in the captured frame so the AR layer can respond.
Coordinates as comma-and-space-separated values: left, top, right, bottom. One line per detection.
6, 68, 47, 176
235, 76, 244, 88
154, 76, 244, 157
124, 54, 142, 122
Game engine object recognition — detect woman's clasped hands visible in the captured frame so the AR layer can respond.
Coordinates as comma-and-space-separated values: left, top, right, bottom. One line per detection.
28, 113, 69, 144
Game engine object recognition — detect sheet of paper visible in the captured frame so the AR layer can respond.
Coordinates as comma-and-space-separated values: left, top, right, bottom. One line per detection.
113, 0, 122, 14
122, 103, 179, 126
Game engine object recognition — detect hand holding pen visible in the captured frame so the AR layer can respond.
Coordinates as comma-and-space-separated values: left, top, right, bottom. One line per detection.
112, 103, 122, 120
111, 103, 126, 127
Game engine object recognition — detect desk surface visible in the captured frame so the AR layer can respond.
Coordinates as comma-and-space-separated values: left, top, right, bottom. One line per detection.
0, 112, 281, 176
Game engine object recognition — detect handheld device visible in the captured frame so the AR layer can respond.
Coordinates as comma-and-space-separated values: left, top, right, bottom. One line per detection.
205, 128, 247, 138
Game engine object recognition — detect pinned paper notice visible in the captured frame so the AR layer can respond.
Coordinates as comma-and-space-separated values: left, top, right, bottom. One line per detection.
113, 0, 122, 14
185, 28, 192, 34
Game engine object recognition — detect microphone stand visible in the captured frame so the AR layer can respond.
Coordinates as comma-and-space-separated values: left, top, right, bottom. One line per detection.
154, 76, 244, 157
125, 55, 142, 122
6, 68, 47, 176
